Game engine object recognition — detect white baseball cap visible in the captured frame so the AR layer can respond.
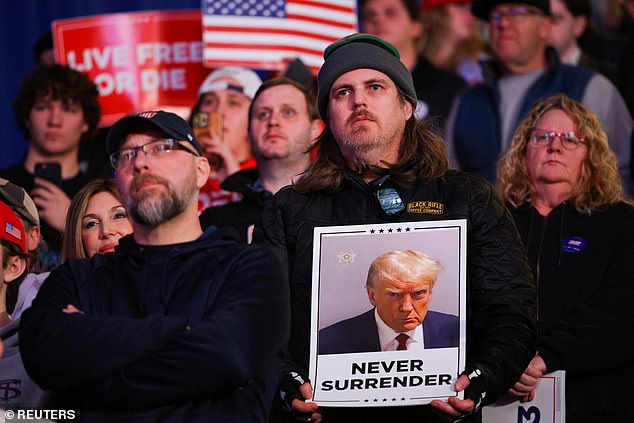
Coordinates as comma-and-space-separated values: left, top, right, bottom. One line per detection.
198, 66, 263, 100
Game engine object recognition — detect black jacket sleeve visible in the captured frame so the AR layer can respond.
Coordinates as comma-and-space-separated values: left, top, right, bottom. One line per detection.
20, 263, 188, 389
74, 245, 290, 408
462, 178, 538, 405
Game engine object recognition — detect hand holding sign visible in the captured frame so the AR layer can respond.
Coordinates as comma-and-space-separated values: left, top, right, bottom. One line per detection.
482, 371, 565, 423
429, 374, 474, 421
509, 354, 547, 402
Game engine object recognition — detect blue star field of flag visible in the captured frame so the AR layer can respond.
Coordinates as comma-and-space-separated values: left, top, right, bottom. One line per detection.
203, 0, 287, 18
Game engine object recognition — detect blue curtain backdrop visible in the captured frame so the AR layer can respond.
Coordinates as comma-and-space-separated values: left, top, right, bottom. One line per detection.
0, 0, 201, 169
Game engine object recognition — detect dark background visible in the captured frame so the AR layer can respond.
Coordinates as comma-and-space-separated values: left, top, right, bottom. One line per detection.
0, 0, 201, 169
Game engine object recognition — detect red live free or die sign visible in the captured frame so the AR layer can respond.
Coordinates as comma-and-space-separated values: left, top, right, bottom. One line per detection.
54, 10, 208, 126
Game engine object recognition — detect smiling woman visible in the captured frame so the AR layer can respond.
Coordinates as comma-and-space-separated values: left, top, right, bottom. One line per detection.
61, 178, 132, 260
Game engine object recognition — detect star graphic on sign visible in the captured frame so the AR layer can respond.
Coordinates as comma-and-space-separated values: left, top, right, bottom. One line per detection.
364, 399, 369, 403
396, 227, 402, 232
379, 229, 384, 233
370, 229, 375, 234
388, 228, 393, 233
406, 227, 411, 232
383, 398, 388, 402
392, 398, 397, 401
374, 398, 378, 402
401, 397, 406, 401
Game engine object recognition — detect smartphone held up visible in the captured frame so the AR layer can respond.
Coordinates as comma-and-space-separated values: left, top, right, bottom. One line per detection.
191, 111, 224, 170
34, 162, 62, 187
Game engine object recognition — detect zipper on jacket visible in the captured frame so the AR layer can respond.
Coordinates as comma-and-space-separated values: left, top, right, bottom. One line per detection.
534, 215, 548, 320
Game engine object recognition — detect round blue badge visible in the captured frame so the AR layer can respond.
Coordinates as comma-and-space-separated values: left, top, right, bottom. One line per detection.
561, 236, 588, 253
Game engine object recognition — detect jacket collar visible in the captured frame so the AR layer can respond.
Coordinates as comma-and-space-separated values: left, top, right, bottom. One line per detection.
114, 226, 222, 260
481, 47, 561, 86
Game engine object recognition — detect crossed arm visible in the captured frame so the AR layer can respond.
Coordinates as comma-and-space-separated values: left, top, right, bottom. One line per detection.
20, 247, 289, 408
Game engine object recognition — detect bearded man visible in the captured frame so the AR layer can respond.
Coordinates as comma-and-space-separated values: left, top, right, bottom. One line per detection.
19, 111, 289, 422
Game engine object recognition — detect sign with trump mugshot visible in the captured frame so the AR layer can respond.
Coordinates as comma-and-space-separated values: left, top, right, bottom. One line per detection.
309, 220, 467, 407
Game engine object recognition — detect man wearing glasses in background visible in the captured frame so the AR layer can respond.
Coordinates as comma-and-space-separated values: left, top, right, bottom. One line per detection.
19, 111, 289, 422
262, 34, 536, 422
446, 0, 633, 195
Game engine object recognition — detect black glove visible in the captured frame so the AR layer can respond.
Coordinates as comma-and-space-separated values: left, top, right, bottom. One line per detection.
447, 367, 487, 422
279, 369, 313, 421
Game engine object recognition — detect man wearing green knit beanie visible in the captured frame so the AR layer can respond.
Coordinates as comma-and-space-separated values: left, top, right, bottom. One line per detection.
263, 33, 537, 423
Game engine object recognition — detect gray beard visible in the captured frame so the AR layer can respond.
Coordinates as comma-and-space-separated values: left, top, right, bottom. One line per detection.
126, 180, 196, 227
129, 192, 182, 226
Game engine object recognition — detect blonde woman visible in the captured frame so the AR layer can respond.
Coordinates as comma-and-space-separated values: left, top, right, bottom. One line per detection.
497, 94, 634, 421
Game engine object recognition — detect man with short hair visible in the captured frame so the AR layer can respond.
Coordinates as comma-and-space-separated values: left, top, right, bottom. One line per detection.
360, 0, 468, 127
190, 66, 263, 210
20, 111, 289, 421
447, 0, 633, 194
548, 0, 617, 80
200, 77, 322, 243
263, 34, 536, 422
319, 250, 458, 355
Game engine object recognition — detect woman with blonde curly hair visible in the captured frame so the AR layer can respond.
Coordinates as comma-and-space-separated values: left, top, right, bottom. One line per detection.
61, 178, 132, 260
498, 93, 634, 421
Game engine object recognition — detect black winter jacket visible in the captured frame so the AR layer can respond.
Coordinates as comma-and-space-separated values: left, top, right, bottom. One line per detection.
511, 201, 634, 422
20, 228, 290, 422
263, 170, 537, 422
200, 168, 272, 243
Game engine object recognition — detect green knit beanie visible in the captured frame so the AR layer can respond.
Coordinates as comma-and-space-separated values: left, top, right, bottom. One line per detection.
317, 33, 417, 120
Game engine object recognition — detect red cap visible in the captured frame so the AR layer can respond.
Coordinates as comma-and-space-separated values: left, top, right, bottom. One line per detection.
422, 0, 472, 11
0, 201, 27, 254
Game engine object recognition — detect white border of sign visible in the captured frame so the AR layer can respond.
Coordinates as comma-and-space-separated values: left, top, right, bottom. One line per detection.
482, 371, 566, 423
309, 220, 467, 407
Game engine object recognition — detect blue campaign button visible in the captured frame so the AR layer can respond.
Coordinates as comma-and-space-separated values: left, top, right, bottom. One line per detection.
561, 236, 588, 253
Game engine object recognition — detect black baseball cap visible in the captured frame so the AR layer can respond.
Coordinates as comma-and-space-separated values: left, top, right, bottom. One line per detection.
106, 110, 202, 156
472, 0, 550, 19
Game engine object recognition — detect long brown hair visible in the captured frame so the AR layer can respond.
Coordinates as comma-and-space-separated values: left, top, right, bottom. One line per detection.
497, 94, 624, 214
294, 88, 448, 193
62, 179, 125, 260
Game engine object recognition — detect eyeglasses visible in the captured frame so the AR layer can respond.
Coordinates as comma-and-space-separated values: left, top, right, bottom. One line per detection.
110, 138, 199, 169
372, 175, 404, 215
528, 129, 587, 150
489, 6, 542, 24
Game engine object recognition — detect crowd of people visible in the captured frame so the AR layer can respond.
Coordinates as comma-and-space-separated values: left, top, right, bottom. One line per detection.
1, 0, 633, 422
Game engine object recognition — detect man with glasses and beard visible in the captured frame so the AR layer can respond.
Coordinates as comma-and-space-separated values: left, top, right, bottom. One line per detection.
262, 34, 536, 422
19, 111, 289, 422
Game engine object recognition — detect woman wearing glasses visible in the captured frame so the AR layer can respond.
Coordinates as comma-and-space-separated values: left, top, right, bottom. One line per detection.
61, 178, 132, 260
497, 93, 634, 422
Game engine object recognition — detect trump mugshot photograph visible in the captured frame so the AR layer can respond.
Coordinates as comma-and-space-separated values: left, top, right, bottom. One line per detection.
318, 250, 459, 355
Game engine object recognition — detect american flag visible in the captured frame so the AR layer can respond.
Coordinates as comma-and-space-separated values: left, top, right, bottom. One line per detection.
5, 222, 22, 241
202, 0, 358, 73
